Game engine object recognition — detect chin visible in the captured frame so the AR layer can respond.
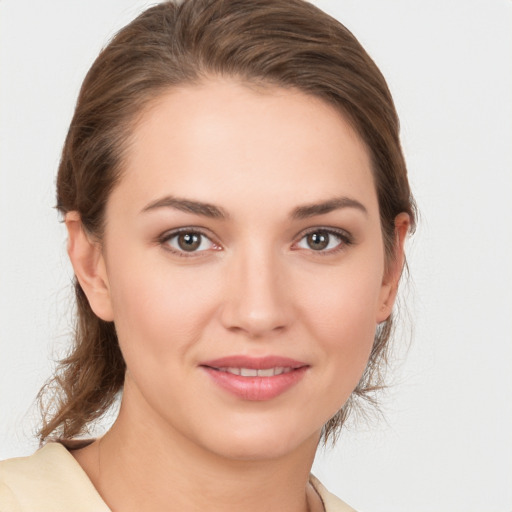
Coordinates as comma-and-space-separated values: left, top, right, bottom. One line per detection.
192, 418, 322, 462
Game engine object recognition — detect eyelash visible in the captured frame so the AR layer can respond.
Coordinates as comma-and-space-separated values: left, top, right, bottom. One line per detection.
158, 227, 220, 257
293, 227, 353, 255
158, 227, 353, 257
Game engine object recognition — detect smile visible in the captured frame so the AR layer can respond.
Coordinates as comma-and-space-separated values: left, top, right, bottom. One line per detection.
215, 367, 294, 377
200, 356, 308, 401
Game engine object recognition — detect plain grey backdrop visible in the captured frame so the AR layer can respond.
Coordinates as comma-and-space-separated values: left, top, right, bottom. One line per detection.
1, 1, 511, 511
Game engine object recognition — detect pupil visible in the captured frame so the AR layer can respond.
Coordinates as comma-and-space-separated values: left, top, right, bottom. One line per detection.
178, 233, 200, 251
308, 231, 329, 250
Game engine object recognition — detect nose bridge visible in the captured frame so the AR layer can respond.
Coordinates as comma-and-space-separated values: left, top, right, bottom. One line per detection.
221, 239, 290, 336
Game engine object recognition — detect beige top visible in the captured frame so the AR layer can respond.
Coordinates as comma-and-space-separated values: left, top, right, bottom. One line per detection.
0, 443, 355, 512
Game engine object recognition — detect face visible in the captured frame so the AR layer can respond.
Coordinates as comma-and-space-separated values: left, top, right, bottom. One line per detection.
73, 80, 404, 461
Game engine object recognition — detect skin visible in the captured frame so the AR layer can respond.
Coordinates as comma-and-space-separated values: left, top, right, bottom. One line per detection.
67, 79, 409, 512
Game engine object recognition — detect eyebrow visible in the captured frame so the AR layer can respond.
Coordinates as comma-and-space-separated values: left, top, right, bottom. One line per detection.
141, 195, 367, 220
141, 196, 228, 219
291, 196, 368, 219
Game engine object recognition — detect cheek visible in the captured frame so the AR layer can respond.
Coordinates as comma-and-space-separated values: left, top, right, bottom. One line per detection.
296, 257, 384, 395
106, 254, 221, 365
300, 257, 384, 339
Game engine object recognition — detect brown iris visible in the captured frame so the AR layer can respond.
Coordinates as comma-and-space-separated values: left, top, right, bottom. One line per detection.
177, 232, 201, 251
306, 231, 330, 250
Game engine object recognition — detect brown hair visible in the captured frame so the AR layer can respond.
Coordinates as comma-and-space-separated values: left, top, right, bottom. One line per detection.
39, 0, 416, 444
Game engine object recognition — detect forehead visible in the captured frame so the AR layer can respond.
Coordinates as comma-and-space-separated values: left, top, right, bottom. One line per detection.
113, 79, 378, 218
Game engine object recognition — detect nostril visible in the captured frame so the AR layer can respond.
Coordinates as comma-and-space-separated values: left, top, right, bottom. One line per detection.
219, 257, 292, 336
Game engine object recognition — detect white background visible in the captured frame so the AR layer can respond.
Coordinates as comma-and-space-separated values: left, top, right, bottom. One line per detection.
1, 1, 511, 511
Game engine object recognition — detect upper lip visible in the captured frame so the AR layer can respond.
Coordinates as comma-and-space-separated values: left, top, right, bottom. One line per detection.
200, 355, 308, 370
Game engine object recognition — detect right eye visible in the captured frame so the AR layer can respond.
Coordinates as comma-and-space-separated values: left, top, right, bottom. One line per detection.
161, 230, 219, 255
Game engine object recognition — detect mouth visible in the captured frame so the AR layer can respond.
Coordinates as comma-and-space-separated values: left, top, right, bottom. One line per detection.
200, 356, 309, 401
211, 367, 295, 377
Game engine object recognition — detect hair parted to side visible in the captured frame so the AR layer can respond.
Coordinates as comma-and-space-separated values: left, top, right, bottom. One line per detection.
39, 0, 416, 444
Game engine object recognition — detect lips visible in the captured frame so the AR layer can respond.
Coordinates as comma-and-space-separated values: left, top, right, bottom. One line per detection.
216, 367, 293, 377
200, 356, 309, 401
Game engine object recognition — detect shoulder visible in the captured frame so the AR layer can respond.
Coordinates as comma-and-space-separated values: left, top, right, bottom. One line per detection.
310, 475, 357, 512
0, 443, 110, 512
0, 447, 353, 512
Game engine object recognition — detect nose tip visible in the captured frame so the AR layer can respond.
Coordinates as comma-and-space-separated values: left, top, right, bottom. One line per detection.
226, 304, 287, 337
219, 253, 291, 338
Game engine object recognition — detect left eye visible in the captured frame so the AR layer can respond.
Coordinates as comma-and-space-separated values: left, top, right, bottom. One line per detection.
164, 231, 216, 253
296, 230, 345, 252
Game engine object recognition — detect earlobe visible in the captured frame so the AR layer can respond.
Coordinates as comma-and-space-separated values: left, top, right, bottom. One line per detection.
376, 212, 410, 324
65, 212, 114, 322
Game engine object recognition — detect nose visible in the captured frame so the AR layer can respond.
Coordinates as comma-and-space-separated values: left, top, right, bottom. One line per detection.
219, 244, 292, 338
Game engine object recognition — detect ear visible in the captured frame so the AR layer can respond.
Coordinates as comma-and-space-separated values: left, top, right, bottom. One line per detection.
65, 211, 114, 322
376, 212, 410, 323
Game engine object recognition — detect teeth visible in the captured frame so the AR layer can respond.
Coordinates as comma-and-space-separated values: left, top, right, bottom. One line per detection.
219, 367, 293, 377
257, 368, 275, 377
240, 368, 258, 377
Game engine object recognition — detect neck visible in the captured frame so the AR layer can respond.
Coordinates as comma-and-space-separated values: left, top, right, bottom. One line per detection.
79, 381, 322, 512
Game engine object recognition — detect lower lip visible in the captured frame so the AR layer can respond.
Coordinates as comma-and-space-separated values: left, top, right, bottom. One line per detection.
201, 366, 308, 401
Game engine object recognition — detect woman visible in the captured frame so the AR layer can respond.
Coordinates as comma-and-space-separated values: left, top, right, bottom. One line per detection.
0, 0, 415, 510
